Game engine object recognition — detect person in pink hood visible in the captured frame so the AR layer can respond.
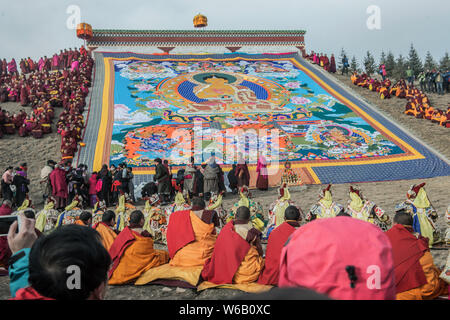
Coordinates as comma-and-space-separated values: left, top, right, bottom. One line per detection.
278, 216, 396, 300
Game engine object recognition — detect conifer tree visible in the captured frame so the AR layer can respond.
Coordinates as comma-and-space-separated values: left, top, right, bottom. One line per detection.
439, 52, 450, 71
350, 56, 359, 73
407, 43, 423, 76
363, 51, 376, 76
423, 51, 437, 71
385, 51, 396, 77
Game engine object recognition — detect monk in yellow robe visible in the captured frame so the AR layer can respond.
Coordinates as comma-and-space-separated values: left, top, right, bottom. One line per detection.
108, 210, 169, 285
385, 210, 447, 300
202, 206, 264, 285
93, 210, 118, 251
167, 197, 219, 267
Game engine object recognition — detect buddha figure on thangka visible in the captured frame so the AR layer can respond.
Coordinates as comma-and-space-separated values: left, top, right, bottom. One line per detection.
346, 186, 391, 231
227, 186, 267, 233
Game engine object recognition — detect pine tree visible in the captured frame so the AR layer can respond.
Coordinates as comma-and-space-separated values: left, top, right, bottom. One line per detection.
407, 43, 423, 76
338, 48, 347, 71
423, 51, 437, 71
385, 51, 396, 77
363, 51, 376, 76
393, 54, 407, 80
350, 56, 359, 73
380, 51, 387, 66
439, 52, 450, 71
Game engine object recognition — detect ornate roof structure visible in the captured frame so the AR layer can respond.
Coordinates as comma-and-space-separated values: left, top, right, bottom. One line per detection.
86, 29, 307, 54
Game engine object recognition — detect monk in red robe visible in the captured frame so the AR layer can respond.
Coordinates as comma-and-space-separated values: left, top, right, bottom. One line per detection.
258, 205, 301, 286
108, 210, 169, 285
201, 206, 264, 285
385, 210, 447, 300
49, 164, 68, 210
167, 197, 219, 267
329, 54, 336, 73
235, 156, 250, 188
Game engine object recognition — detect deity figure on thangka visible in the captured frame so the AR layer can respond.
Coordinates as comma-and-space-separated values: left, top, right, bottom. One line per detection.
264, 183, 303, 239
395, 183, 441, 247
227, 186, 267, 233
207, 191, 227, 230
91, 200, 108, 226
115, 193, 136, 232
143, 194, 168, 243
35, 197, 60, 233
55, 194, 85, 227
346, 186, 391, 231
164, 191, 191, 224
280, 161, 302, 186
306, 184, 344, 221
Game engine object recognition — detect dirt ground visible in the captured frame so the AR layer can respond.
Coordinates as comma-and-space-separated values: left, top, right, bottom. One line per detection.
0, 68, 449, 300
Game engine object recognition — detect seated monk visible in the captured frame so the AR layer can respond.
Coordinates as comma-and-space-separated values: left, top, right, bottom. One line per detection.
404, 102, 415, 116
379, 86, 390, 99
431, 110, 441, 124
108, 210, 169, 285
385, 210, 448, 300
258, 206, 301, 286
93, 210, 118, 251
31, 121, 43, 139
439, 109, 448, 127
74, 211, 92, 227
201, 206, 264, 285
424, 105, 434, 120
167, 197, 219, 267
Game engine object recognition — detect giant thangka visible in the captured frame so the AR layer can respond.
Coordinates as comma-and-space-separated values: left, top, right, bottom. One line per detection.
77, 52, 450, 187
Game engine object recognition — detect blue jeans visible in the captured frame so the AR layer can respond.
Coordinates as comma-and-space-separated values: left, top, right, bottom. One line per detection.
437, 82, 443, 95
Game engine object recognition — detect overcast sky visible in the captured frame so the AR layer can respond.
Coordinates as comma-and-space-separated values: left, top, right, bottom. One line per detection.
1, 0, 448, 65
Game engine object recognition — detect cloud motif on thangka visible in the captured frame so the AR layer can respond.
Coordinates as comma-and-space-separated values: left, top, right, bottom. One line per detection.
119, 60, 176, 80
114, 104, 130, 121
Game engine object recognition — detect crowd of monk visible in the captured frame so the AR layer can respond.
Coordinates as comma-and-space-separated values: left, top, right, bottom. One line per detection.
351, 73, 450, 128
0, 47, 94, 158
304, 51, 337, 73
1, 178, 449, 300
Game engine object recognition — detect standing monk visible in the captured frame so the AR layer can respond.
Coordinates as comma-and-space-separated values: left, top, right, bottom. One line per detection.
49, 164, 68, 210
256, 154, 268, 190
235, 156, 250, 188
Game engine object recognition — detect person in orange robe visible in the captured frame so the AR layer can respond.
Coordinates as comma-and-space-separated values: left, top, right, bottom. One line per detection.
385, 210, 448, 300
167, 197, 219, 267
93, 210, 118, 251
258, 205, 301, 286
108, 210, 169, 285
201, 206, 264, 285
74, 211, 92, 227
